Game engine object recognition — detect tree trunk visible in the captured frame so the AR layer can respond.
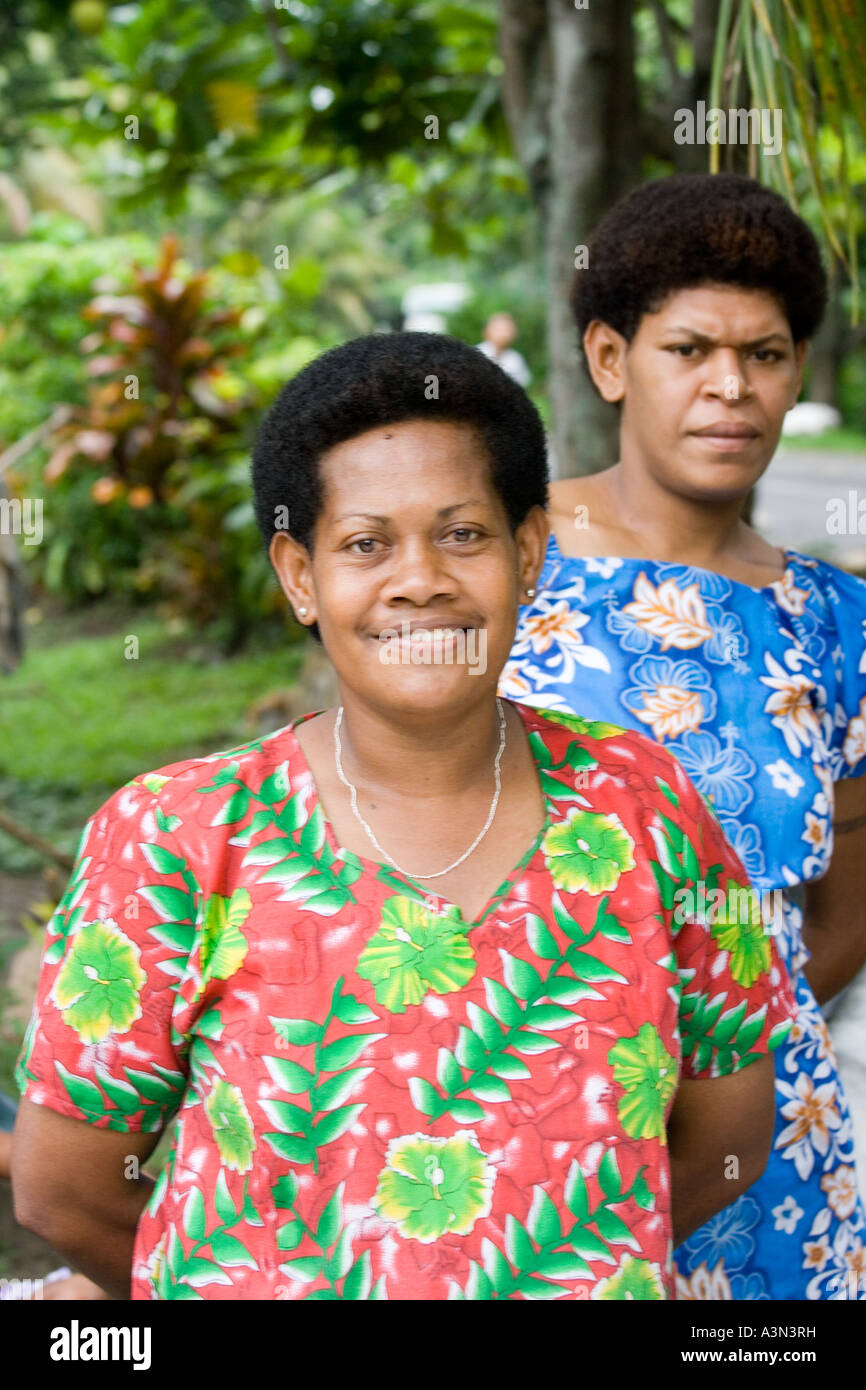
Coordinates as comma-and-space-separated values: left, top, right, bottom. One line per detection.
499, 0, 551, 218
642, 0, 719, 173
808, 267, 845, 409
543, 0, 642, 477
0, 480, 26, 674
497, 1, 746, 477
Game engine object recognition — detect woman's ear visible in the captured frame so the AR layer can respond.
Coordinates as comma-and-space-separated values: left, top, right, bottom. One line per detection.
268, 531, 316, 627
515, 504, 550, 597
583, 319, 629, 404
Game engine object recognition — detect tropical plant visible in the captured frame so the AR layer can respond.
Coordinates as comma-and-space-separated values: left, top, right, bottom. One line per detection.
710, 0, 866, 318
32, 234, 285, 645
46, 232, 249, 504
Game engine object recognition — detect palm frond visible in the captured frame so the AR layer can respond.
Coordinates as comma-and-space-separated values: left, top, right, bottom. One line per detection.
713, 0, 866, 320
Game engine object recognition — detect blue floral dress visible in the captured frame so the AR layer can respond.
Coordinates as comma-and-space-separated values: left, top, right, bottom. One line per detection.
500, 534, 866, 1300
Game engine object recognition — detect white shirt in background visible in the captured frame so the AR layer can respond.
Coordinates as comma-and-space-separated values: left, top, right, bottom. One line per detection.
476, 340, 531, 388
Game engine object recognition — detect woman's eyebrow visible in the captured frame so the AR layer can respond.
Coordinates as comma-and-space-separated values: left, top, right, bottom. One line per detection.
662, 327, 790, 348
332, 500, 486, 524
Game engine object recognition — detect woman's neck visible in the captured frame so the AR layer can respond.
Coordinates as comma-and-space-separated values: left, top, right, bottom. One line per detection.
550, 460, 787, 583
604, 460, 748, 566
308, 693, 515, 803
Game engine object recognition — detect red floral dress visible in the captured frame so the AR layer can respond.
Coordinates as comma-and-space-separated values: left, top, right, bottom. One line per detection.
16, 701, 796, 1300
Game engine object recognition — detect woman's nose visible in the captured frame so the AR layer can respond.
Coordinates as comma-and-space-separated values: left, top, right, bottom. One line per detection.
380, 540, 456, 603
703, 349, 752, 400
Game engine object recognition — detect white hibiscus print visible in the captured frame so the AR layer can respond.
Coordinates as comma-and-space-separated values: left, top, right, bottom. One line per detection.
801, 810, 828, 854
765, 759, 805, 798
771, 1194, 804, 1234
776, 1073, 843, 1181
842, 696, 866, 769
585, 557, 623, 579
802, 1233, 832, 1274
759, 653, 822, 758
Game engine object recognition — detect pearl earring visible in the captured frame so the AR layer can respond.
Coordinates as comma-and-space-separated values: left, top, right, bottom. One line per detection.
298, 607, 308, 617
525, 587, 536, 599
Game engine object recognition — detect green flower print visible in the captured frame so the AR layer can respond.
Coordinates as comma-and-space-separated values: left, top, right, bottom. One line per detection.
373, 1131, 494, 1243
146, 1233, 168, 1298
592, 1255, 665, 1300
710, 880, 771, 988
356, 896, 476, 1014
543, 809, 635, 895
608, 1023, 677, 1143
205, 1078, 255, 1174
536, 707, 626, 740
197, 888, 252, 994
52, 919, 146, 1044
137, 773, 171, 794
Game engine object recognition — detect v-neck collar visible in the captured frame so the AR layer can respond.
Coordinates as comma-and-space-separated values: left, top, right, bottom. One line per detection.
285, 701, 559, 929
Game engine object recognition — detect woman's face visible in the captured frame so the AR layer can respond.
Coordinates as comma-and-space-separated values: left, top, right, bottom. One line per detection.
586, 283, 808, 503
270, 417, 548, 721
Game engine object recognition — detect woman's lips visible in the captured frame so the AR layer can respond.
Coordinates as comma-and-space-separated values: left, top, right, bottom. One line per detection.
690, 428, 760, 453
376, 627, 468, 645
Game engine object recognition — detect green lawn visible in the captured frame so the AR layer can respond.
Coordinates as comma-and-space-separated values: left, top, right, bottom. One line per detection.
780, 428, 866, 452
0, 603, 307, 1102
0, 607, 306, 868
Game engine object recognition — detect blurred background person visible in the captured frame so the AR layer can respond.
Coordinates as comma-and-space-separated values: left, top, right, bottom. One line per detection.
476, 312, 531, 388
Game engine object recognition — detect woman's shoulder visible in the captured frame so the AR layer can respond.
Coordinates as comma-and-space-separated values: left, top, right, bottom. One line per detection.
788, 548, 866, 596
115, 719, 312, 820
783, 550, 866, 628
518, 701, 627, 741
514, 699, 697, 794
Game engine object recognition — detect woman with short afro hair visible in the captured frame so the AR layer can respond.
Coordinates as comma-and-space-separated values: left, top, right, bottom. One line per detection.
12, 328, 797, 1302
503, 172, 866, 1300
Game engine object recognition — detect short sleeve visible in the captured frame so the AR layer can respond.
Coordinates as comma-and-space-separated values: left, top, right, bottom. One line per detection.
14, 778, 200, 1132
822, 564, 866, 780
654, 755, 798, 1081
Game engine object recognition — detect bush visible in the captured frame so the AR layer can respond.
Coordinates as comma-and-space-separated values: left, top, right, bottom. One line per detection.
0, 213, 154, 444
2, 224, 317, 647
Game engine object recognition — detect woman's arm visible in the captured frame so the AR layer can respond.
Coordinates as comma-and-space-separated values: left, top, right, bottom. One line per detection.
802, 775, 866, 1005
668, 1055, 776, 1248
12, 1099, 163, 1299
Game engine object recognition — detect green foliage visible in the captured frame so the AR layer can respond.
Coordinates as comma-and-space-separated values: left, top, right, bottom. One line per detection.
0, 3, 531, 640
26, 234, 264, 633
256, 978, 383, 1175
0, 612, 306, 868
4, 0, 502, 211
0, 201, 410, 633
0, 216, 154, 442
0, 231, 320, 642
410, 894, 629, 1125
452, 1157, 655, 1299
712, 1, 866, 310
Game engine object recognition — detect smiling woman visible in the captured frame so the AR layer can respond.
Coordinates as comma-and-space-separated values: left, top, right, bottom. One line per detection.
12, 331, 797, 1302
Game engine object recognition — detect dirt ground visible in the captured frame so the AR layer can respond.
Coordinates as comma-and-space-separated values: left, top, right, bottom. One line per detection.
0, 1176, 64, 1283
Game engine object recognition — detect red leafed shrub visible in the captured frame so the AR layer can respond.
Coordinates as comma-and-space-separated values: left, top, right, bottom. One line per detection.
47, 233, 247, 500
40, 236, 284, 648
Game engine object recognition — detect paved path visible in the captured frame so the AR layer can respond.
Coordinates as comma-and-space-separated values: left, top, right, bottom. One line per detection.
755, 446, 866, 566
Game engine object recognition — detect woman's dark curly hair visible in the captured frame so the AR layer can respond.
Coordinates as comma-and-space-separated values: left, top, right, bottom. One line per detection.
572, 173, 827, 373
251, 331, 548, 642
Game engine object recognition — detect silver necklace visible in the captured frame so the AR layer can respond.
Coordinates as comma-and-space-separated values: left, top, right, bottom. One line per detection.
333, 698, 507, 880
